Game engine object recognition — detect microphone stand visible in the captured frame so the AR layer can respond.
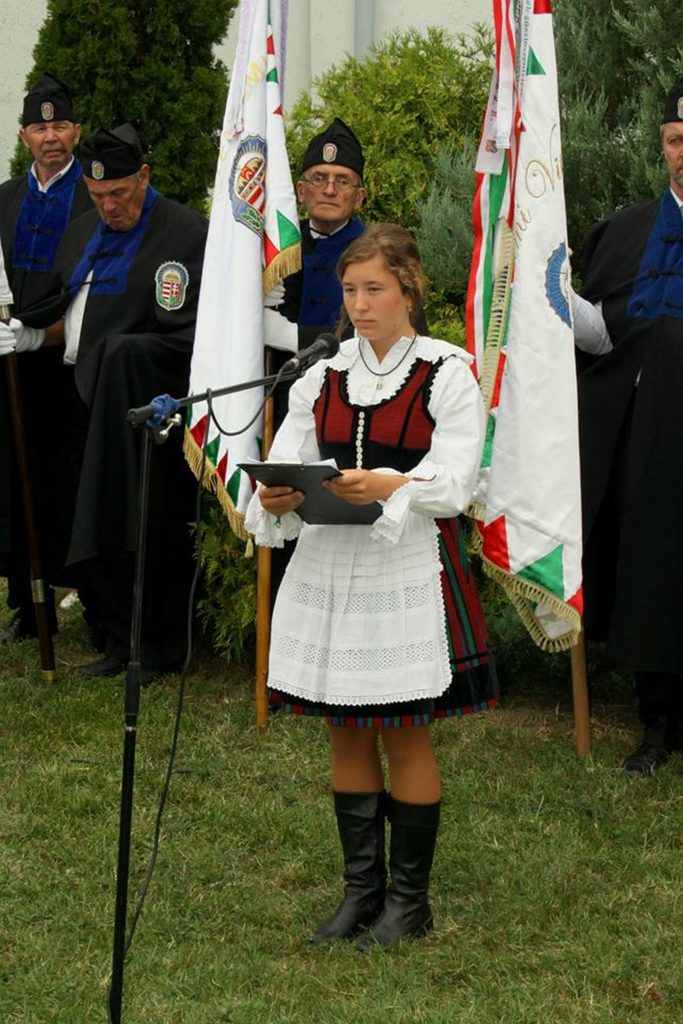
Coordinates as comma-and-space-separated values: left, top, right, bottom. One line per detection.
125, 366, 304, 427
108, 362, 305, 1024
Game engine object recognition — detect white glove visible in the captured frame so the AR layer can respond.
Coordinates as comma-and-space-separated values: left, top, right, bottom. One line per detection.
264, 307, 298, 354
0, 317, 45, 354
263, 281, 286, 308
569, 290, 613, 355
0, 320, 16, 356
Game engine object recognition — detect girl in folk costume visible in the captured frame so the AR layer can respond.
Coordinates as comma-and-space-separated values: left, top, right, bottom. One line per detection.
245, 224, 497, 950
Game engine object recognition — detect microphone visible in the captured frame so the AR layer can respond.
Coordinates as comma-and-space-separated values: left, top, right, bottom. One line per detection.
281, 332, 339, 373
127, 393, 181, 428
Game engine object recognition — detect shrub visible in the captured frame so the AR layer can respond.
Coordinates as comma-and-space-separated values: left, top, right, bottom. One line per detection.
285, 26, 492, 235
195, 498, 257, 665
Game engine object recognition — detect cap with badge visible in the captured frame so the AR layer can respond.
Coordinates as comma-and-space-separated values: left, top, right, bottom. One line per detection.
21, 72, 76, 126
81, 123, 145, 180
300, 117, 365, 179
661, 77, 683, 124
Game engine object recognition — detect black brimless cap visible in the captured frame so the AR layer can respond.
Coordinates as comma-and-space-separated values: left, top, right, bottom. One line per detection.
661, 77, 683, 124
301, 117, 364, 178
80, 124, 145, 180
22, 72, 76, 126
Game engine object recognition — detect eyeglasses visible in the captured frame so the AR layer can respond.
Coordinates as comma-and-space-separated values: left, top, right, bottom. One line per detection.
300, 173, 363, 192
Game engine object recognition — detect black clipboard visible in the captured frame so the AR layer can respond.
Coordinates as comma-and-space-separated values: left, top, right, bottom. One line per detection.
239, 461, 382, 525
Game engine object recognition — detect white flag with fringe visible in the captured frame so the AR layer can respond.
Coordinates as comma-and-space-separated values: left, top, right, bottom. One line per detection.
184, 0, 301, 537
466, 0, 583, 651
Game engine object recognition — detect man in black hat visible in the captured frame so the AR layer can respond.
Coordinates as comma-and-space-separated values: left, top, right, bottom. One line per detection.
0, 72, 91, 644
571, 77, 683, 774
23, 123, 208, 681
264, 117, 366, 359
259, 119, 367, 608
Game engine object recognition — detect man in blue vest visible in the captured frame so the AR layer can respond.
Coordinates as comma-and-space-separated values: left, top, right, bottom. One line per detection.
260, 120, 365, 606
0, 72, 91, 644
264, 118, 366, 368
572, 77, 683, 774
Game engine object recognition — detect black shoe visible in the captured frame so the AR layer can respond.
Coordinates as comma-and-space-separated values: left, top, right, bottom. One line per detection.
0, 611, 38, 644
117, 664, 177, 688
137, 665, 163, 687
75, 655, 126, 678
80, 623, 108, 654
0, 599, 59, 643
622, 744, 671, 776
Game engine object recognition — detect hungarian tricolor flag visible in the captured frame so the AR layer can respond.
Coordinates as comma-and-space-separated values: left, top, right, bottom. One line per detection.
184, 0, 301, 536
465, 0, 582, 650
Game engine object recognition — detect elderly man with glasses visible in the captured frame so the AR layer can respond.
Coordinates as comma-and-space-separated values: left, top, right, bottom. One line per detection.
264, 117, 366, 361
261, 119, 366, 608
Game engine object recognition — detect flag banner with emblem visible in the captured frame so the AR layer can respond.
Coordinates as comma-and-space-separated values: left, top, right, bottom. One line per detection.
184, 0, 301, 537
465, 0, 582, 651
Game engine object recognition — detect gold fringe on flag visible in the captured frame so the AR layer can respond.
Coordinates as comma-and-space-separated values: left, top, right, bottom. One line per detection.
479, 218, 515, 413
262, 242, 301, 300
183, 429, 249, 541
468, 522, 581, 652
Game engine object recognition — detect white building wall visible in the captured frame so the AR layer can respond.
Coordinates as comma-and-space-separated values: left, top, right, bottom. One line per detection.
0, 0, 47, 178
0, 0, 488, 180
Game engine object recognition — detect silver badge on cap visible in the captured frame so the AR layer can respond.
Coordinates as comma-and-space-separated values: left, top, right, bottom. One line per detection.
91, 161, 105, 181
678, 97, 683, 120
322, 142, 338, 163
41, 101, 54, 121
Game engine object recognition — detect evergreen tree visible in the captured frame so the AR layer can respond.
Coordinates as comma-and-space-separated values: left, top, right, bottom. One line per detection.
11, 0, 238, 207
555, 0, 683, 273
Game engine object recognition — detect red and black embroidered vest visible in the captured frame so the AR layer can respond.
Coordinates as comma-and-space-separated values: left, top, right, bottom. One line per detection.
313, 358, 446, 473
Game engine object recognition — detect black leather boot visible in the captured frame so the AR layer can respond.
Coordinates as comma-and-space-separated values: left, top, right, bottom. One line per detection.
310, 791, 386, 944
622, 715, 673, 775
356, 795, 440, 952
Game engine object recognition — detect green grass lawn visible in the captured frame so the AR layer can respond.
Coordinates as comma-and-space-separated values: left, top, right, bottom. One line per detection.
1, 594, 681, 1024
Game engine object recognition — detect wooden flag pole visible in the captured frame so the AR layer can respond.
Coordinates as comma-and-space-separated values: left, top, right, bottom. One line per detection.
570, 628, 591, 757
3, 351, 56, 683
254, 351, 275, 730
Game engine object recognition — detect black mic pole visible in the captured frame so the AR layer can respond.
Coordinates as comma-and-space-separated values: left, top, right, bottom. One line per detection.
108, 423, 153, 1024
108, 351, 322, 1021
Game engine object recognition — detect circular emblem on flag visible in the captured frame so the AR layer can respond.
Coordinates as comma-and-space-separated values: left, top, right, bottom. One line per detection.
91, 161, 105, 181
545, 242, 572, 329
322, 143, 338, 163
41, 101, 54, 121
229, 135, 267, 237
155, 261, 189, 312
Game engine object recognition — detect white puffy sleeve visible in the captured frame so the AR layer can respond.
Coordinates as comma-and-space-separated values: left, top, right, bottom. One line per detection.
371, 355, 485, 544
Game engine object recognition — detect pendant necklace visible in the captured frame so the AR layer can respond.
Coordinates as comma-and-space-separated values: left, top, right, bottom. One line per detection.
357, 335, 417, 390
